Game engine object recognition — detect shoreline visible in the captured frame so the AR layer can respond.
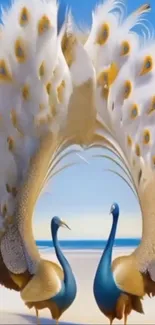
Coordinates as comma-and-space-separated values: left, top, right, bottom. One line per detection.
1, 247, 154, 325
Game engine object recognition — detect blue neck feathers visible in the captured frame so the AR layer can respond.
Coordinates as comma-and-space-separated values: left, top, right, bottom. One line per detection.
52, 227, 72, 284
93, 209, 122, 313
99, 212, 119, 268
51, 226, 77, 311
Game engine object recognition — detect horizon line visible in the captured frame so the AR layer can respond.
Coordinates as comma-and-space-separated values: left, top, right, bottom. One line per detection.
36, 237, 141, 242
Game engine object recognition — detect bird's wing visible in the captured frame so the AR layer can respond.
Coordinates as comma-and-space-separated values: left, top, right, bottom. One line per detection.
0, 0, 95, 287
85, 0, 155, 296
112, 255, 145, 297
45, 259, 64, 280
20, 259, 63, 302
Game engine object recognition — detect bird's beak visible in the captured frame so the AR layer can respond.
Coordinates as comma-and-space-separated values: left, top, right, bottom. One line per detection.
60, 220, 71, 230
109, 208, 112, 215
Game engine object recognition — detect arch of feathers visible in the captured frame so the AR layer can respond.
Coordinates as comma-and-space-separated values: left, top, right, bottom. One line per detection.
1, 0, 155, 307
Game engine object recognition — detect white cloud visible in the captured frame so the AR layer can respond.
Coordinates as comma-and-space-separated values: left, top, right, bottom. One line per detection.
33, 212, 142, 240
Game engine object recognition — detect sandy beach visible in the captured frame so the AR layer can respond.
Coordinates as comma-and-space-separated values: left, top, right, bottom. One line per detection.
1, 247, 155, 324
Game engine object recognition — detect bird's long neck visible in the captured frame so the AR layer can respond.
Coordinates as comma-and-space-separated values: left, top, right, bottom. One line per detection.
99, 213, 119, 269
52, 228, 73, 284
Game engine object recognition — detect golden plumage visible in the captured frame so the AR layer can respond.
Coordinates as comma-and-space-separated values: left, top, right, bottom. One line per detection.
39, 62, 45, 78
61, 33, 77, 67
143, 129, 151, 145
0, 60, 12, 82
38, 15, 51, 36
14, 38, 26, 63
19, 7, 30, 26
130, 104, 139, 119
7, 136, 14, 151
124, 80, 132, 99
148, 96, 155, 115
140, 55, 153, 76
120, 41, 130, 56
96, 23, 110, 45
127, 135, 132, 147
57, 80, 65, 103
22, 84, 30, 100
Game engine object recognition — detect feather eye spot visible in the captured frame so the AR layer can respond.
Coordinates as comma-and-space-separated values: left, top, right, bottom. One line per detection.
135, 144, 141, 157
127, 135, 132, 147
97, 63, 118, 88
152, 156, 155, 167
61, 33, 76, 67
38, 15, 51, 35
121, 41, 130, 56
143, 129, 150, 145
124, 81, 132, 99
14, 38, 26, 63
7, 137, 14, 151
39, 62, 45, 78
0, 60, 12, 82
10, 109, 23, 136
2, 204, 7, 217
148, 96, 155, 115
130, 104, 138, 119
57, 80, 65, 102
46, 82, 51, 95
140, 56, 153, 76
19, 7, 29, 26
22, 84, 30, 100
6, 184, 11, 193
96, 23, 110, 45
102, 86, 109, 100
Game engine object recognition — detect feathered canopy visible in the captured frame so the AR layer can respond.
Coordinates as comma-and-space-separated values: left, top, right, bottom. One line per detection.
0, 0, 155, 304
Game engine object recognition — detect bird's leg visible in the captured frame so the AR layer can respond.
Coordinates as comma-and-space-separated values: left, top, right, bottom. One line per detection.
124, 312, 128, 325
35, 308, 40, 325
56, 319, 59, 325
108, 315, 114, 325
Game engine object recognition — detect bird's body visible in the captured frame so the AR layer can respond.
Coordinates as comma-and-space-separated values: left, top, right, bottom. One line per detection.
93, 204, 144, 324
23, 216, 77, 323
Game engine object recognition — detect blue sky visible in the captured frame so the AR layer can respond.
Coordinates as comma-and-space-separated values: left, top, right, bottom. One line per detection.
33, 0, 155, 241
34, 0, 155, 240
1, 0, 155, 240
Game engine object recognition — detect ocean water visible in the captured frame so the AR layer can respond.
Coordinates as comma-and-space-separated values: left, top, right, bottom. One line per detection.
36, 238, 140, 250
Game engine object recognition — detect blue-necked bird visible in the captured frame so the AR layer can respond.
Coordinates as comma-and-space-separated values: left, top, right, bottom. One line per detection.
93, 203, 144, 324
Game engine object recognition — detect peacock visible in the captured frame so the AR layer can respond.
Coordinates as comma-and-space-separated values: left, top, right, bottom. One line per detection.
83, 0, 155, 323
24, 216, 77, 324
93, 203, 124, 324
93, 203, 144, 325
0, 0, 95, 321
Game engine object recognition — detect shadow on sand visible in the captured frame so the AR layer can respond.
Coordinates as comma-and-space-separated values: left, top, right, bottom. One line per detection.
0, 312, 80, 324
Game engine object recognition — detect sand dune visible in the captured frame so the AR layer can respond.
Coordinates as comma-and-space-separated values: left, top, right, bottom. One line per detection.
1, 248, 155, 324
